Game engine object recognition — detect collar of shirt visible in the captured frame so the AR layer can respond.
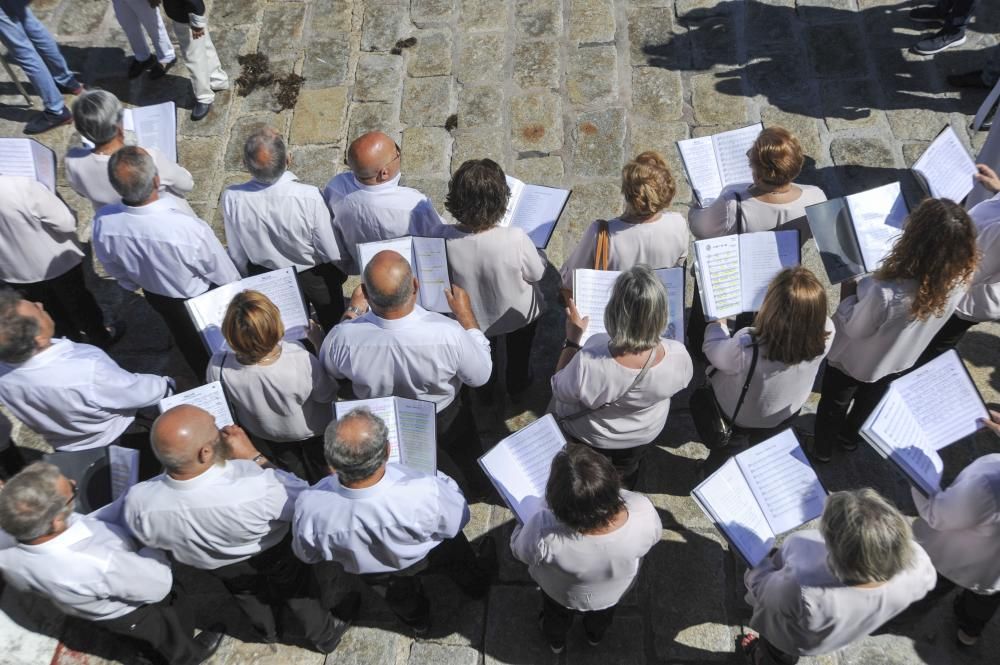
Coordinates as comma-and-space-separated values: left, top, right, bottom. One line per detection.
354, 172, 402, 193
245, 171, 298, 191
366, 305, 428, 330
121, 197, 191, 217
4, 338, 74, 371
18, 513, 89, 553
328, 464, 402, 499
161, 462, 226, 491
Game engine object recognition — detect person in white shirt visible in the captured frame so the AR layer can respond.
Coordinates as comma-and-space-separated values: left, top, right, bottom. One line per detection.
511, 444, 661, 654
432, 158, 546, 404
0, 173, 120, 348
741, 489, 936, 664
111, 0, 176, 79
0, 463, 222, 664
123, 405, 357, 654
814, 199, 978, 462
321, 250, 493, 495
324, 131, 443, 275
66, 90, 194, 214
552, 266, 693, 489
292, 407, 495, 634
0, 291, 171, 474
93, 146, 240, 377
222, 127, 347, 330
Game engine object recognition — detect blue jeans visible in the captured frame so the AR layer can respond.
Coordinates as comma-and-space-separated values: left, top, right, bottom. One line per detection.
0, 0, 75, 112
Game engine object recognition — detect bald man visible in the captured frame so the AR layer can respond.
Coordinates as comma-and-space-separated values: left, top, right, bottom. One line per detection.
320, 250, 492, 495
323, 131, 443, 274
122, 405, 357, 654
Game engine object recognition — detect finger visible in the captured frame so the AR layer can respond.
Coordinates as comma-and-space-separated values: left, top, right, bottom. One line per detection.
565, 298, 580, 319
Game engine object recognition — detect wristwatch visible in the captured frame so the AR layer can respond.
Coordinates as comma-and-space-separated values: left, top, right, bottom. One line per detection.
345, 305, 367, 318
562, 339, 582, 350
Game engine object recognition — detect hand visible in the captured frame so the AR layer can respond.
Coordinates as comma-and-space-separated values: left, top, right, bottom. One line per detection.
839, 276, 859, 301
444, 284, 479, 330
340, 285, 368, 321
982, 410, 1000, 437
975, 164, 1000, 194
220, 425, 259, 460
306, 319, 325, 349
564, 298, 589, 345
192, 27, 205, 39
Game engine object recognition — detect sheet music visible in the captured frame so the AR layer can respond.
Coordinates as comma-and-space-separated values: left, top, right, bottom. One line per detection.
499, 176, 527, 228
394, 398, 437, 475
0, 138, 40, 185
678, 136, 724, 206
335, 397, 402, 466
574, 269, 684, 345
913, 126, 977, 204
356, 237, 415, 274
693, 458, 775, 566
713, 123, 763, 190
28, 140, 57, 192
805, 198, 866, 283
864, 391, 944, 494
655, 267, 685, 343
159, 382, 235, 428
108, 445, 139, 501
508, 183, 570, 249
412, 237, 451, 313
695, 235, 742, 320
124, 102, 177, 163
845, 182, 907, 273
735, 429, 826, 536
737, 231, 800, 312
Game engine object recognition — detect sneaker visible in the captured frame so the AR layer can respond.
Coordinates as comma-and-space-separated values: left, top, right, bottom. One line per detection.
56, 79, 84, 95
127, 55, 155, 79
957, 628, 979, 647
801, 431, 831, 463
913, 29, 967, 55
23, 107, 72, 135
191, 101, 212, 121
909, 6, 948, 23
948, 70, 991, 89
538, 614, 565, 654
149, 58, 175, 80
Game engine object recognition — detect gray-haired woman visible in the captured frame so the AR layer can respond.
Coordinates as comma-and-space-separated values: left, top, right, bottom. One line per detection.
550, 265, 693, 489
740, 489, 937, 664
65, 90, 194, 212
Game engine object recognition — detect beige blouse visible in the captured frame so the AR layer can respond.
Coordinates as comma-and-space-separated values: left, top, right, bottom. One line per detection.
65, 146, 194, 213
688, 183, 828, 239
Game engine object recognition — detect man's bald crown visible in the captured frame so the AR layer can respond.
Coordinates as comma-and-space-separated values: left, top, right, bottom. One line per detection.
348, 131, 396, 179
151, 404, 218, 462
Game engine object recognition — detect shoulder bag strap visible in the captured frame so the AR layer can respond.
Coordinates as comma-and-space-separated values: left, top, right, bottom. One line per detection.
559, 344, 657, 424
594, 219, 610, 271
216, 352, 241, 427
733, 192, 745, 235
727, 338, 759, 426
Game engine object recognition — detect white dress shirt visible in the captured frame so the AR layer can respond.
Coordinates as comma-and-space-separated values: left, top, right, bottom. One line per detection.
912, 454, 1000, 593
956, 199, 1000, 321
320, 305, 492, 411
0, 513, 172, 622
206, 340, 337, 443
510, 490, 662, 611
292, 464, 470, 574
323, 172, 443, 274
124, 460, 307, 570
688, 183, 827, 239
0, 339, 170, 451
551, 336, 693, 449
559, 213, 689, 290
93, 197, 240, 298
64, 146, 195, 213
704, 321, 834, 429
744, 530, 936, 656
826, 277, 964, 383
0, 176, 84, 283
221, 171, 343, 275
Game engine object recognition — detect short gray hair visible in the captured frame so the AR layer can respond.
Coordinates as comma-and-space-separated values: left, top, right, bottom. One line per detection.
820, 488, 914, 585
108, 146, 158, 204
605, 264, 668, 354
0, 463, 71, 541
324, 407, 390, 484
0, 289, 38, 364
72, 90, 123, 145
243, 127, 287, 184
363, 259, 415, 310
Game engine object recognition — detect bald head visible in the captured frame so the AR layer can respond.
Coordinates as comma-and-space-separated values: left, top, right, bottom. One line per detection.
151, 405, 224, 475
347, 131, 400, 182
324, 408, 390, 484
108, 145, 158, 205
244, 127, 287, 184
362, 250, 416, 314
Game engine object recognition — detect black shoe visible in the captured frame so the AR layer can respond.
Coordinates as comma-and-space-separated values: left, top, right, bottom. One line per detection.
23, 107, 72, 135
585, 628, 606, 647
314, 614, 351, 654
127, 55, 155, 79
56, 79, 84, 95
149, 58, 175, 80
332, 590, 361, 622
802, 432, 831, 463
191, 102, 212, 121
538, 613, 565, 654
909, 6, 948, 23
913, 29, 967, 55
837, 433, 859, 452
94, 321, 127, 349
192, 628, 225, 664
948, 70, 991, 89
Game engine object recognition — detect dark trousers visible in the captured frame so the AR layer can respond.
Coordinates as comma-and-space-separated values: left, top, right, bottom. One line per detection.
208, 534, 337, 647
98, 586, 204, 665
0, 438, 26, 480
437, 394, 489, 496
754, 636, 800, 665
143, 290, 210, 378
956, 587, 1000, 637
248, 262, 347, 332
482, 320, 539, 397
815, 365, 898, 456
937, 0, 977, 31
589, 443, 650, 491
252, 433, 327, 485
916, 314, 977, 367
7, 263, 110, 346
540, 591, 616, 646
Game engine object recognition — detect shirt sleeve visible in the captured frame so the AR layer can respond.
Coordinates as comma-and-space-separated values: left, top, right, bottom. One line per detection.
197, 226, 242, 286
911, 471, 998, 531
88, 351, 171, 412
306, 348, 339, 404
28, 181, 77, 236
309, 195, 343, 264
550, 352, 590, 408
432, 474, 471, 539
688, 193, 734, 239
519, 231, 547, 284
151, 150, 194, 196
319, 328, 348, 380
266, 468, 310, 522
291, 509, 324, 564
221, 193, 250, 276
103, 547, 173, 605
93, 225, 141, 293
833, 278, 888, 342
509, 512, 547, 566
702, 321, 746, 374
559, 221, 599, 291
455, 328, 493, 389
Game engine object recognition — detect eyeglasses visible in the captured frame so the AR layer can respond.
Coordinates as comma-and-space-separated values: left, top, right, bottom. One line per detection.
64, 479, 78, 508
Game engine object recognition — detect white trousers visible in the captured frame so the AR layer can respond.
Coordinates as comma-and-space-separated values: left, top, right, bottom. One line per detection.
171, 21, 229, 104
110, 0, 175, 63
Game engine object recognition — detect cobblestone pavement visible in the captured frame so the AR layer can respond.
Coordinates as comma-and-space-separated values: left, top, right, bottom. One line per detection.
2, 1, 1000, 663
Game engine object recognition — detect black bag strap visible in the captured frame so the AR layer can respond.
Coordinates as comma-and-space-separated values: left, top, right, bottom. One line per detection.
727, 337, 759, 426
559, 344, 657, 424
216, 352, 241, 427
734, 191, 745, 235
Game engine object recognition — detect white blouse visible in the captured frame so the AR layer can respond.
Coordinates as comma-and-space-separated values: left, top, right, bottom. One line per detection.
956, 216, 1000, 323
688, 183, 827, 239
64, 146, 194, 212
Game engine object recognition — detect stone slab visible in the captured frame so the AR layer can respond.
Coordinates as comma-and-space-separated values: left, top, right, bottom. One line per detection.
509, 156, 565, 188
401, 76, 455, 126
361, 3, 408, 52
571, 108, 627, 177
691, 72, 751, 126
510, 91, 564, 153
408, 30, 453, 78
457, 33, 507, 85
631, 67, 683, 122
566, 45, 619, 106
408, 643, 479, 665
458, 86, 505, 129
402, 126, 453, 174
354, 54, 406, 102
452, 129, 507, 170
568, 0, 616, 44
289, 144, 342, 187
290, 87, 349, 145
348, 102, 400, 144
259, 3, 307, 54
412, 0, 457, 25
515, 0, 563, 38
459, 0, 509, 31
301, 34, 352, 88
484, 586, 560, 665
512, 41, 561, 90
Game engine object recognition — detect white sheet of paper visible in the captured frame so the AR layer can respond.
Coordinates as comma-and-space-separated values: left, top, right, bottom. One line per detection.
393, 398, 437, 475
335, 397, 403, 465
356, 237, 414, 274
735, 429, 826, 536
654, 267, 685, 344
0, 138, 56, 191
412, 236, 451, 313
737, 231, 800, 312
693, 457, 775, 566
29, 140, 57, 192
499, 176, 527, 228
845, 182, 907, 273
678, 136, 724, 206
863, 390, 944, 495
507, 183, 570, 249
159, 382, 235, 428
695, 235, 742, 320
573, 268, 684, 345
713, 123, 763, 190
107, 445, 139, 501
124, 102, 177, 163
913, 126, 977, 204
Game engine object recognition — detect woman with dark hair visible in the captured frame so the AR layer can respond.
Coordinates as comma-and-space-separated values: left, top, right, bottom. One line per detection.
510, 444, 662, 654
813, 198, 978, 462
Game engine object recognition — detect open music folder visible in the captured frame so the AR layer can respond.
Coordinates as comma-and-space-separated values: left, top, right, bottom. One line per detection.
860, 350, 989, 496
912, 126, 977, 204
185, 267, 310, 355
159, 381, 235, 428
692, 429, 827, 566
80, 101, 178, 163
677, 123, 763, 207
499, 176, 571, 249
478, 414, 567, 523
572, 267, 685, 346
694, 230, 800, 320
335, 397, 437, 475
805, 182, 908, 284
356, 236, 451, 313
0, 138, 57, 191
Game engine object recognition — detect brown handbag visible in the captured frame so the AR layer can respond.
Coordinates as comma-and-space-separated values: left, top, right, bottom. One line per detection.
594, 219, 610, 270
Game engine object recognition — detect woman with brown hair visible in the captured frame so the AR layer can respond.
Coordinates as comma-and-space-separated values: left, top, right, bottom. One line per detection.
559, 151, 688, 294
205, 290, 336, 482
813, 198, 978, 462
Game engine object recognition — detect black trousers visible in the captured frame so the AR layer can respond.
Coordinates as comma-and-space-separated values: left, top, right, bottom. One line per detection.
7, 263, 110, 346
915, 314, 977, 367
248, 262, 347, 332
937, 0, 977, 30
0, 438, 26, 480
482, 319, 539, 397
956, 587, 1000, 637
437, 394, 489, 496
814, 365, 899, 456
143, 290, 210, 378
98, 587, 204, 665
589, 443, 651, 491
252, 433, 327, 485
754, 636, 800, 665
540, 591, 616, 646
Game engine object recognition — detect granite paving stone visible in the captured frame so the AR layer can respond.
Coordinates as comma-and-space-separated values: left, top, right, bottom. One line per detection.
512, 41, 561, 90
568, 0, 616, 44
354, 54, 406, 102
571, 107, 627, 177
510, 91, 563, 153
458, 86, 505, 129
407, 30, 453, 78
401, 75, 454, 126
566, 45, 619, 106
456, 32, 506, 85
259, 3, 307, 54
